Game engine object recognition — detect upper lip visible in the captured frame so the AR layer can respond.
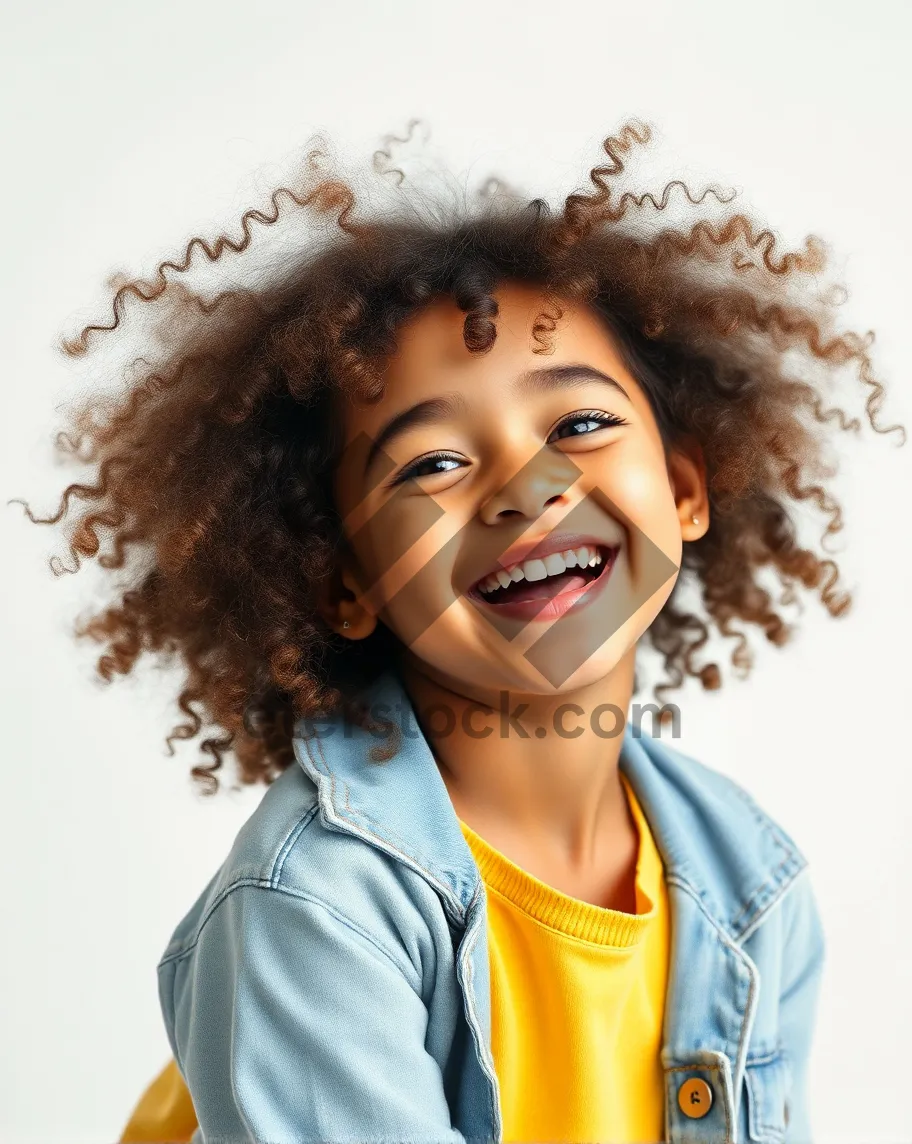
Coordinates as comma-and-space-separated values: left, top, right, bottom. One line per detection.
469, 531, 621, 593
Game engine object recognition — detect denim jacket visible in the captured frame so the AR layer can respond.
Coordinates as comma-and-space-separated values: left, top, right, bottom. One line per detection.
157, 672, 825, 1144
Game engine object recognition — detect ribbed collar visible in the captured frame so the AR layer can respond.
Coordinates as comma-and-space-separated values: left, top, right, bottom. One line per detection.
457, 776, 663, 947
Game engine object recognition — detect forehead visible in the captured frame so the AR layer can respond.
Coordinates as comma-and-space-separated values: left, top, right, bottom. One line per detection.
376, 281, 627, 402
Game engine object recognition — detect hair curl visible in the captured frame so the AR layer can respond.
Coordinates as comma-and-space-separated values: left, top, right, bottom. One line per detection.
14, 118, 904, 794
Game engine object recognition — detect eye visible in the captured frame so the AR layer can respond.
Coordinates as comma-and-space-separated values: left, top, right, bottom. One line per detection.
547, 409, 627, 442
392, 450, 468, 485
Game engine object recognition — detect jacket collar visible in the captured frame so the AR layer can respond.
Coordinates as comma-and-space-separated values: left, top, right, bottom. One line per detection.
293, 671, 806, 943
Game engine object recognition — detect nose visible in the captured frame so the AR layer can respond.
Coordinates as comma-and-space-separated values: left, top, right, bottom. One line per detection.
479, 446, 582, 525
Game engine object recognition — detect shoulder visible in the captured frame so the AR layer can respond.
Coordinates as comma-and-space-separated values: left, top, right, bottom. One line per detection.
158, 760, 448, 977
157, 763, 317, 961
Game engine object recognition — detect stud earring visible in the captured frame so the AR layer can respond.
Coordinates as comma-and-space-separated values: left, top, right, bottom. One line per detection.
691, 515, 699, 525
342, 621, 350, 630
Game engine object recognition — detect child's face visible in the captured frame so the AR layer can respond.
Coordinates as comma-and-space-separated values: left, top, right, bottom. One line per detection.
332, 280, 704, 698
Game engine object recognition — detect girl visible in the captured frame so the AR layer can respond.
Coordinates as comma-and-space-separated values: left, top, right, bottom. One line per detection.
26, 120, 902, 1144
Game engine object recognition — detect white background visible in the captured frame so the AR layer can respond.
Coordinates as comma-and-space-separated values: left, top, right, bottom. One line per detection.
2, 1, 911, 1140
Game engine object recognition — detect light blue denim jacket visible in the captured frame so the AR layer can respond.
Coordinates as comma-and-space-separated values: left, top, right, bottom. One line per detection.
158, 672, 825, 1144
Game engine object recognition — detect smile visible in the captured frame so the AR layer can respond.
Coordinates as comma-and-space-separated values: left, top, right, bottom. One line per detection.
467, 541, 620, 623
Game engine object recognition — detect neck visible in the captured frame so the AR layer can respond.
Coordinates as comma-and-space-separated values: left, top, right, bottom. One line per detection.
399, 648, 637, 876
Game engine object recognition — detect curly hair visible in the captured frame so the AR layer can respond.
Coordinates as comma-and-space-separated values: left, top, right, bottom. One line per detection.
13, 118, 904, 795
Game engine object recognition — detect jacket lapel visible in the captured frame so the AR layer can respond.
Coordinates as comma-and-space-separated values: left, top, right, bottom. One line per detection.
620, 730, 805, 1142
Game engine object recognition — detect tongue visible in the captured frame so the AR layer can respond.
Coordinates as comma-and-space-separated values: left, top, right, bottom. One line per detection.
495, 570, 589, 603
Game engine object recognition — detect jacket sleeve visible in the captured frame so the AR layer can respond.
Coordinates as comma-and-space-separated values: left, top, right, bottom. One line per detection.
778, 869, 826, 1144
158, 880, 468, 1144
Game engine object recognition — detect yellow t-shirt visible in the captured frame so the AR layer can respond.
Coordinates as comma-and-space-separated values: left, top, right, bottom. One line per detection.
120, 778, 668, 1144
458, 775, 669, 1143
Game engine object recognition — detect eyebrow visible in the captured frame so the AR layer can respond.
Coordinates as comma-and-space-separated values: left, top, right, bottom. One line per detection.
363, 363, 631, 475
364, 393, 469, 474
515, 363, 631, 402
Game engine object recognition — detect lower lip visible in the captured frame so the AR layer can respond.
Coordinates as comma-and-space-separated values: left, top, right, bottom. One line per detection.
470, 547, 619, 623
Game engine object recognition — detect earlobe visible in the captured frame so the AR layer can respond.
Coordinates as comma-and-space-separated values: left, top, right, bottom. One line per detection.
334, 604, 377, 640
669, 439, 709, 540
685, 509, 707, 540
316, 562, 378, 640
679, 500, 708, 541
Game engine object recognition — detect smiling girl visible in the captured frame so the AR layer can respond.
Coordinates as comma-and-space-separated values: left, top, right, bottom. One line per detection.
26, 121, 902, 1144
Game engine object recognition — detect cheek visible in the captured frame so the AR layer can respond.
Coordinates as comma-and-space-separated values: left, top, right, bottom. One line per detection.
349, 505, 466, 646
614, 464, 662, 509
348, 496, 451, 593
594, 446, 681, 558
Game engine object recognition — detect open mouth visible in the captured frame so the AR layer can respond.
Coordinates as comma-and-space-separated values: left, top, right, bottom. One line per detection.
469, 543, 619, 608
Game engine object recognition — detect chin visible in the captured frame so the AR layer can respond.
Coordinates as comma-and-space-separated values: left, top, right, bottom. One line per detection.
405, 613, 642, 701
478, 636, 637, 699
529, 645, 634, 696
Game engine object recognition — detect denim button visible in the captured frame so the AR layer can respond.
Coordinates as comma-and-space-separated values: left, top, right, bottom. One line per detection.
677, 1077, 713, 1118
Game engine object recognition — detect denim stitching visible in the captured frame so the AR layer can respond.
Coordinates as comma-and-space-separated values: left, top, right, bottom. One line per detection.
270, 804, 320, 887
745, 1056, 788, 1142
667, 869, 758, 1120
460, 894, 501, 1143
157, 876, 275, 967
736, 858, 808, 946
727, 782, 798, 933
156, 878, 422, 989
726, 897, 759, 1132
729, 849, 802, 936
304, 729, 469, 926
666, 871, 745, 959
745, 1048, 781, 1067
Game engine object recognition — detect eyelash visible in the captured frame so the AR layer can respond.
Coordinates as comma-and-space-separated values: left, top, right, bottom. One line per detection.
547, 409, 628, 441
391, 410, 627, 484
392, 450, 467, 485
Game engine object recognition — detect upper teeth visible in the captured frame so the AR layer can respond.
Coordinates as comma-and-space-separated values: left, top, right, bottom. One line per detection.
477, 546, 604, 595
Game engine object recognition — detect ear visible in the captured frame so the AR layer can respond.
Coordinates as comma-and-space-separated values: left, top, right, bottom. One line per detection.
316, 557, 378, 641
668, 436, 709, 541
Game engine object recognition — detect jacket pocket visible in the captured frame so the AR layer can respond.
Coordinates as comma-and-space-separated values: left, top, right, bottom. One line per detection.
743, 1052, 791, 1144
